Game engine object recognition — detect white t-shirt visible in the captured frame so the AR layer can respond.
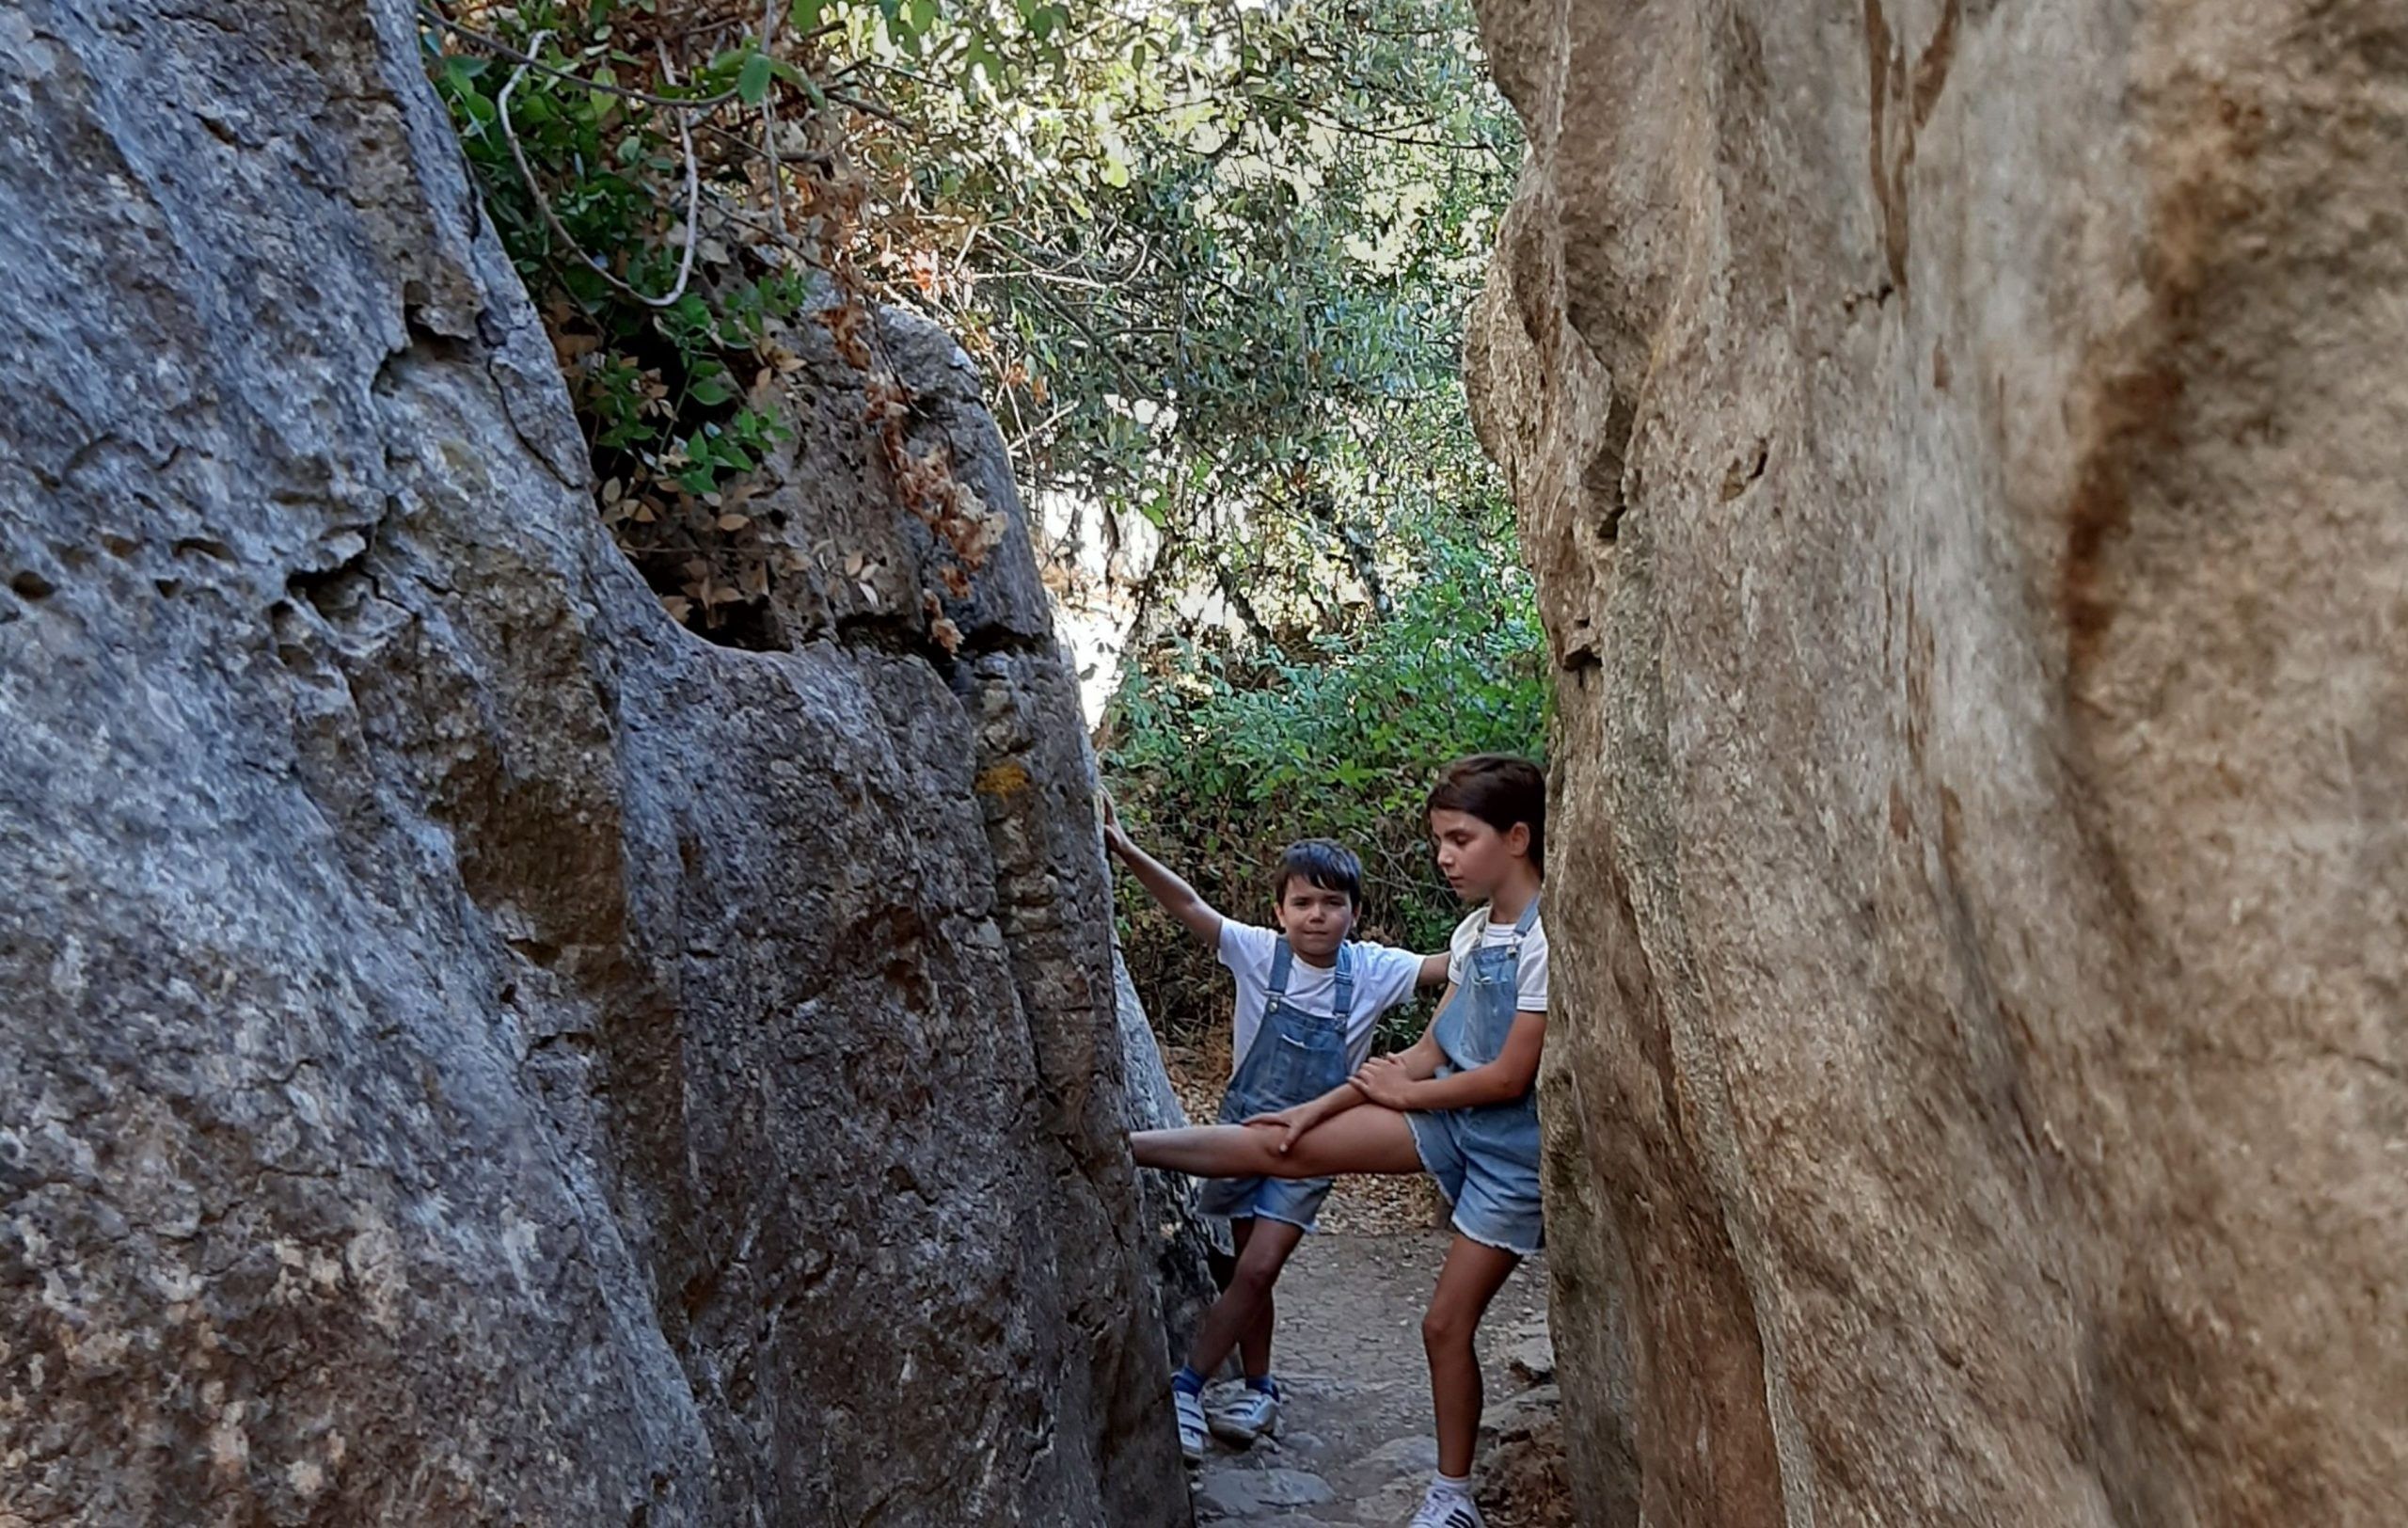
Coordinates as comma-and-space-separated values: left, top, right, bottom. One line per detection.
1217, 920, 1425, 1074
1445, 906, 1549, 1012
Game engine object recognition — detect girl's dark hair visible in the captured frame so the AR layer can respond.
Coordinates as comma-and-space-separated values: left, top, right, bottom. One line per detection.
1275, 839, 1364, 904
1425, 755, 1547, 873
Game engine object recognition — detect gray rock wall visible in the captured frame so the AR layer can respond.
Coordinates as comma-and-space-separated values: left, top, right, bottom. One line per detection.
1116, 947, 1228, 1361
0, 0, 1185, 1521
1465, 1, 2408, 1522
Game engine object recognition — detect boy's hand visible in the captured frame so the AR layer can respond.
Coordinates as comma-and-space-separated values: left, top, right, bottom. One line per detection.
1241, 1104, 1317, 1155
1351, 1055, 1418, 1110
1094, 801, 1223, 943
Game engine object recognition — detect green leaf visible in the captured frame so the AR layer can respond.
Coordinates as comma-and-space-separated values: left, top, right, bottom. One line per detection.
737, 50, 772, 104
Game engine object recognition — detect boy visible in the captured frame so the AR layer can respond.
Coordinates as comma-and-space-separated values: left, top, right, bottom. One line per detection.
1104, 800, 1447, 1463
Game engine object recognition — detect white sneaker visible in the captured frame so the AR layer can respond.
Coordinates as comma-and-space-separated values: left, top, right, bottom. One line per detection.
1408, 1485, 1486, 1528
1207, 1385, 1280, 1444
1174, 1389, 1207, 1465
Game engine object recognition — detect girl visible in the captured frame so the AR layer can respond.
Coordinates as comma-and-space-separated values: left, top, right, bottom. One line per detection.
1132, 755, 1550, 1528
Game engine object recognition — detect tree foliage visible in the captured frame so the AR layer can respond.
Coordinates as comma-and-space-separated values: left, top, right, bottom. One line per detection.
1104, 498, 1547, 1046
420, 0, 1517, 629
420, 0, 1545, 1043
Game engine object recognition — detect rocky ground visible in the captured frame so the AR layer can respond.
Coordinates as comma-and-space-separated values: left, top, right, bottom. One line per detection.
1180, 1231, 1568, 1527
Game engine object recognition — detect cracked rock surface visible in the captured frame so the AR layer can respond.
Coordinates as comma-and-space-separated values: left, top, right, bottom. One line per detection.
0, 0, 1195, 1521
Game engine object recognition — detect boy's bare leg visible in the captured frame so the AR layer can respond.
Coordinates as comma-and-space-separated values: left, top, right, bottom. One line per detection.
1228, 1218, 1276, 1378
1133, 1106, 1424, 1179
1421, 1234, 1522, 1477
1187, 1215, 1305, 1381
1239, 1269, 1275, 1381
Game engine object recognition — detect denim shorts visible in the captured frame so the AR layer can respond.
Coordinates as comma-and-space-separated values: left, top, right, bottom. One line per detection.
1196, 1171, 1334, 1233
1408, 1107, 1545, 1255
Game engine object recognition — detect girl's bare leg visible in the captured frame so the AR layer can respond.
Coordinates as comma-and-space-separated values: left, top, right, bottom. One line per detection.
1421, 1234, 1523, 1476
1133, 1105, 1425, 1179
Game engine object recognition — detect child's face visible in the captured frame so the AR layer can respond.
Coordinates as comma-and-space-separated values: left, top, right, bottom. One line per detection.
1273, 879, 1356, 958
1430, 808, 1529, 900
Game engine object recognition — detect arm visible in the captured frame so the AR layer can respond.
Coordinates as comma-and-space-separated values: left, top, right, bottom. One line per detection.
1390, 1010, 1450, 1080
1245, 1011, 1474, 1152
1241, 1014, 1451, 1153
1240, 1075, 1364, 1154
1101, 802, 1224, 947
1414, 950, 1451, 988
1353, 1010, 1547, 1110
1315, 985, 1451, 1115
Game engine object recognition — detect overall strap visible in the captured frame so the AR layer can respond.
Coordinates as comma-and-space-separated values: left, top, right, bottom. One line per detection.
1331, 942, 1355, 1019
1267, 938, 1294, 998
1466, 899, 1540, 990
1509, 897, 1541, 938
1485, 897, 1540, 961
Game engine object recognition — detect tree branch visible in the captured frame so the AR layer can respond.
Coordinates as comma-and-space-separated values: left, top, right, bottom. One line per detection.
420, 5, 744, 109
497, 31, 702, 310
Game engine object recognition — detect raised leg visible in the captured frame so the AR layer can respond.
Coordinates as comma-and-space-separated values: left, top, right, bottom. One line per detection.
1133, 1105, 1425, 1179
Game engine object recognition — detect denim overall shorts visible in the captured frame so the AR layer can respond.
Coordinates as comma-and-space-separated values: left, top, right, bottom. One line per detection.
1196, 941, 1354, 1232
1406, 903, 1545, 1254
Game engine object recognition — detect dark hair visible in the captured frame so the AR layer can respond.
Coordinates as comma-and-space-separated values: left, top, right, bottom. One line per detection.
1425, 755, 1546, 873
1274, 838, 1363, 905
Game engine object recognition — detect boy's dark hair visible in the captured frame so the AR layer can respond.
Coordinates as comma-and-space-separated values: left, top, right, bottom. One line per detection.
1425, 755, 1547, 873
1274, 839, 1364, 904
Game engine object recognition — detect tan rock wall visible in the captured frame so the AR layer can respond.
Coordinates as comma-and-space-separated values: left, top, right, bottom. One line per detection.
1466, 3, 2408, 1521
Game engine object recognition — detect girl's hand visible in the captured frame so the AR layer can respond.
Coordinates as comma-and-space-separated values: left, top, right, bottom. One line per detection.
1099, 790, 1130, 855
1241, 1104, 1316, 1154
1351, 1055, 1419, 1110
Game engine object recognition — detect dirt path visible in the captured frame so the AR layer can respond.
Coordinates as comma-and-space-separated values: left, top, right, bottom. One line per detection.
1186, 1231, 1567, 1527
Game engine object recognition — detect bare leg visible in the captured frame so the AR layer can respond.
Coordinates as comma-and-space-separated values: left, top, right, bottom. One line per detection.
1186, 1216, 1304, 1381
1241, 1280, 1275, 1380
1421, 1234, 1522, 1477
1133, 1122, 1291, 1177
1232, 1218, 1277, 1379
1134, 1106, 1425, 1179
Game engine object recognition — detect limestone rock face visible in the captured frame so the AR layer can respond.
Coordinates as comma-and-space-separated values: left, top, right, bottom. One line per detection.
1117, 948, 1228, 1360
0, 0, 1185, 1521
1465, 2, 2408, 1522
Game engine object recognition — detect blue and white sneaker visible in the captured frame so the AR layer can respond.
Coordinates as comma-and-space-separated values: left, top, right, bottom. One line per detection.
1174, 1387, 1207, 1465
1208, 1384, 1280, 1444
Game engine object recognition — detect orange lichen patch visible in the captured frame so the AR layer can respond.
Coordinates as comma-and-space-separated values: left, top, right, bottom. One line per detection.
974, 762, 1031, 797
